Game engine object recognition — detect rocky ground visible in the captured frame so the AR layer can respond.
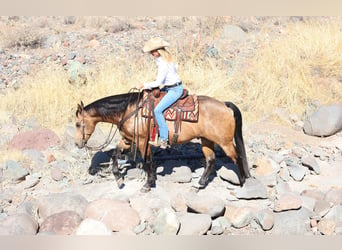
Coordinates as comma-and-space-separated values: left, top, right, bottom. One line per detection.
0, 16, 341, 235
0, 117, 341, 235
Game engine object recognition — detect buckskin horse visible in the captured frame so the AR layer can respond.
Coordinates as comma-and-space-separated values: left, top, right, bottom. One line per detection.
74, 89, 251, 192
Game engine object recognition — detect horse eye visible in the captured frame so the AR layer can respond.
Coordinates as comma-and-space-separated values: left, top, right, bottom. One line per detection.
75, 122, 81, 128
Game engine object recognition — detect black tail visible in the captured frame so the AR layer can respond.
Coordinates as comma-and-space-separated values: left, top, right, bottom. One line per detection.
225, 101, 251, 185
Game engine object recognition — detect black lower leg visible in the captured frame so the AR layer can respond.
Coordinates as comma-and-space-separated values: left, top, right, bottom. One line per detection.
112, 147, 124, 188
199, 156, 215, 187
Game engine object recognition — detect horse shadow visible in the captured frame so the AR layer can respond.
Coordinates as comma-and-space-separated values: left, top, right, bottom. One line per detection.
152, 142, 239, 183
87, 142, 240, 187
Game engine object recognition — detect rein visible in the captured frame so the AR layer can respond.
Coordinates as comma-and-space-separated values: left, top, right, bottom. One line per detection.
83, 88, 144, 160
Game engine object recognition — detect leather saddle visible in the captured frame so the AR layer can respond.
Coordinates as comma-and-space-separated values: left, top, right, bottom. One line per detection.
141, 87, 199, 145
141, 88, 198, 120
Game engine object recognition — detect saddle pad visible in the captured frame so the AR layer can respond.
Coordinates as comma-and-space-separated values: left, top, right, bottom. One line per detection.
141, 91, 199, 122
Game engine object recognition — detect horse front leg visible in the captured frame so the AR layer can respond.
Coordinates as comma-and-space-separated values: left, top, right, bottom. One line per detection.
111, 147, 124, 188
140, 144, 155, 193
196, 138, 216, 189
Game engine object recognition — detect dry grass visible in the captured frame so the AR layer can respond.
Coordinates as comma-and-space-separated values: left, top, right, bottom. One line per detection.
211, 19, 342, 120
0, 17, 341, 135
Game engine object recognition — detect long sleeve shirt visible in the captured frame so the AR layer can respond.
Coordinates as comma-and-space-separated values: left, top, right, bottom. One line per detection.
144, 57, 181, 89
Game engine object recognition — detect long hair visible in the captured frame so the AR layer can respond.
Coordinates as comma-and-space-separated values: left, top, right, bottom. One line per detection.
157, 47, 173, 63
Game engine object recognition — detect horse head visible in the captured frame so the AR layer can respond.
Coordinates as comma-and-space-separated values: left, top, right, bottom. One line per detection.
75, 101, 96, 148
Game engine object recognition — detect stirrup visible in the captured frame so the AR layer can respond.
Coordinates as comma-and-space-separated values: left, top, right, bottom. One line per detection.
149, 134, 159, 147
148, 139, 169, 149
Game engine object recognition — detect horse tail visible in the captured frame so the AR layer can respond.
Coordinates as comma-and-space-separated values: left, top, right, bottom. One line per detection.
224, 101, 251, 184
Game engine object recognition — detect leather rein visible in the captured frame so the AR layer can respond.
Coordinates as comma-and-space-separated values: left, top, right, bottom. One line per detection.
81, 88, 146, 161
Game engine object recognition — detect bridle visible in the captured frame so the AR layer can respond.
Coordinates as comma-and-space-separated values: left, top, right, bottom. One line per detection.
79, 110, 118, 151
78, 88, 144, 156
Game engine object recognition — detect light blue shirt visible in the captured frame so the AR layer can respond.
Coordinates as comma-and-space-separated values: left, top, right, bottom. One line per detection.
144, 57, 181, 89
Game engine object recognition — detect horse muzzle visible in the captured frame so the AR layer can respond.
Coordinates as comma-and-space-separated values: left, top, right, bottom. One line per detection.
75, 139, 86, 149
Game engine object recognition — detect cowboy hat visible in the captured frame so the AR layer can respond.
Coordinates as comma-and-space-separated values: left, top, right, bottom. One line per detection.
143, 37, 170, 53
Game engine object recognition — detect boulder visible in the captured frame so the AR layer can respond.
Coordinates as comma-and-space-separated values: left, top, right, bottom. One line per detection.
0, 213, 38, 235
75, 218, 113, 235
84, 199, 140, 232
9, 128, 60, 151
37, 192, 88, 219
39, 211, 82, 235
178, 213, 212, 235
303, 104, 342, 137
185, 194, 225, 218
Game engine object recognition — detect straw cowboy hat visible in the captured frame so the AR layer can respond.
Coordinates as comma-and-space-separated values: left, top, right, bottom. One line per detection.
143, 37, 170, 53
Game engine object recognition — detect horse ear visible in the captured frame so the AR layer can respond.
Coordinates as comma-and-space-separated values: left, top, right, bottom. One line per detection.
77, 102, 83, 116
81, 101, 84, 108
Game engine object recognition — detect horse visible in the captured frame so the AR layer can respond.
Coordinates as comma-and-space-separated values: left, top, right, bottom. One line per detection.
74, 90, 251, 192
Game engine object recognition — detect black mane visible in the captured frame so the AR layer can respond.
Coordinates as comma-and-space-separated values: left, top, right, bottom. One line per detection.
84, 92, 143, 118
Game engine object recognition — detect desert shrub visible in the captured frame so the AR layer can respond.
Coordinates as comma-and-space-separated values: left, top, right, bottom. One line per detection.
0, 24, 45, 49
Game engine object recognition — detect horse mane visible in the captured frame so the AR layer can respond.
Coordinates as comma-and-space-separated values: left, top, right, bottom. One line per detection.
83, 92, 143, 118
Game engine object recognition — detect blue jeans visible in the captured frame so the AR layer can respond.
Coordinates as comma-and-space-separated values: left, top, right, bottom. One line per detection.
154, 84, 183, 141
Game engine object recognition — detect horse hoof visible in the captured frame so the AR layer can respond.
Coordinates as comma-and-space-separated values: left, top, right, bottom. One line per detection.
140, 185, 151, 193
116, 178, 124, 189
136, 162, 144, 169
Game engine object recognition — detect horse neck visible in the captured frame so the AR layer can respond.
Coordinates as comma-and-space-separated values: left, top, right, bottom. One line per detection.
86, 109, 121, 126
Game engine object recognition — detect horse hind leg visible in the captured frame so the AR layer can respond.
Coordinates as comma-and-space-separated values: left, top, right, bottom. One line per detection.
220, 142, 246, 186
197, 138, 216, 188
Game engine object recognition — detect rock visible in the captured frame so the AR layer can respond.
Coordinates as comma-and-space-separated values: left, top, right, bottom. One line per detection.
303, 104, 342, 137
310, 146, 326, 158
84, 199, 140, 232
17, 202, 39, 221
75, 218, 113, 235
273, 193, 302, 212
253, 156, 280, 175
279, 164, 290, 182
291, 146, 307, 158
37, 192, 88, 219
301, 155, 320, 174
233, 178, 268, 199
212, 216, 231, 231
275, 179, 292, 196
0, 213, 38, 235
185, 193, 225, 218
89, 39, 100, 48
317, 218, 336, 235
272, 208, 311, 235
51, 167, 64, 181
301, 189, 325, 201
178, 213, 212, 235
134, 222, 147, 235
39, 211, 82, 235
224, 205, 254, 229
22, 149, 45, 166
151, 208, 180, 235
129, 193, 170, 223
217, 164, 240, 185
255, 209, 274, 231
23, 175, 40, 189
301, 196, 317, 212
324, 205, 342, 224
314, 200, 331, 218
9, 128, 60, 151
68, 61, 87, 85
288, 165, 306, 181
171, 193, 187, 213
324, 189, 342, 205
4, 160, 29, 183
170, 166, 192, 183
